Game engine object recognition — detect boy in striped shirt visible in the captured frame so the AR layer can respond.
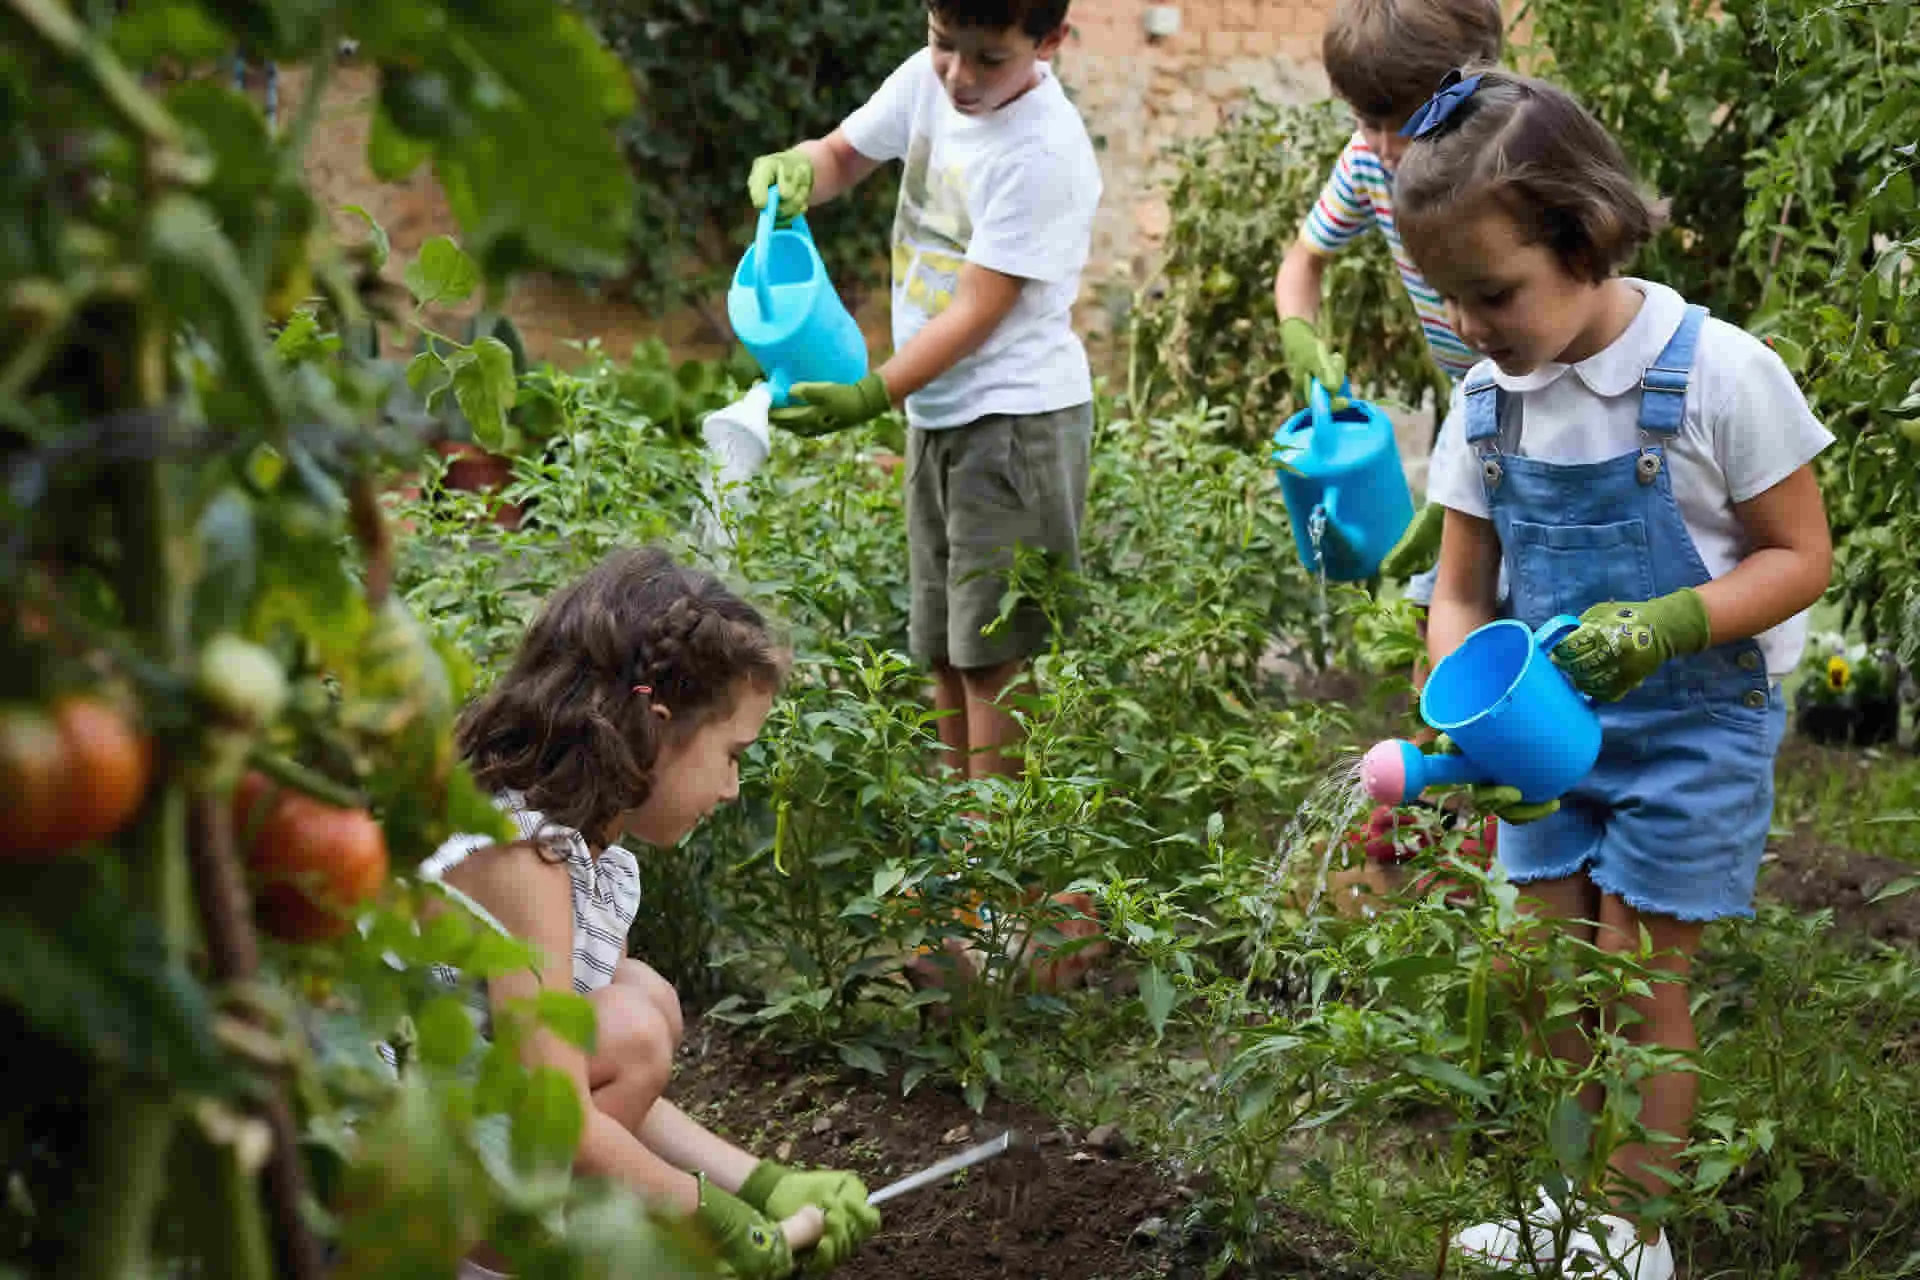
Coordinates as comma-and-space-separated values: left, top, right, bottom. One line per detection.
1274, 0, 1505, 599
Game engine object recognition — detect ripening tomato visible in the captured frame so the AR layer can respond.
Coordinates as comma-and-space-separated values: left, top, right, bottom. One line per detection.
1, 704, 69, 855
50, 697, 152, 846
233, 772, 390, 942
0, 697, 151, 857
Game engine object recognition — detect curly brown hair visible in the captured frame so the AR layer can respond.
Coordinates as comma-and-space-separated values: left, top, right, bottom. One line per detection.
1395, 69, 1666, 284
455, 547, 787, 846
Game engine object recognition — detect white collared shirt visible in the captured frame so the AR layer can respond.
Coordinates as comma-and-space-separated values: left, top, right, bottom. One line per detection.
1428, 278, 1833, 677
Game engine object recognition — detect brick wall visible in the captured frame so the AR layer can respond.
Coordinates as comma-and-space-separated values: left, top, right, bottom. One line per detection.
1052, 0, 1338, 349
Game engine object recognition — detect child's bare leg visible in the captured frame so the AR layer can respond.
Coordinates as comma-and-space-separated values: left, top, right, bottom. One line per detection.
1595, 893, 1704, 1242
610, 957, 684, 1050
959, 658, 1027, 781
932, 661, 970, 775
587, 969, 678, 1135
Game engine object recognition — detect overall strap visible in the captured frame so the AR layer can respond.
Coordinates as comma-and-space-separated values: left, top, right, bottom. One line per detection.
1637, 304, 1709, 436
1463, 367, 1503, 442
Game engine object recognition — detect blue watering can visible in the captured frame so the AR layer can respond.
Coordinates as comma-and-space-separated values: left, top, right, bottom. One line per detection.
1271, 380, 1415, 581
726, 186, 869, 408
1361, 615, 1600, 807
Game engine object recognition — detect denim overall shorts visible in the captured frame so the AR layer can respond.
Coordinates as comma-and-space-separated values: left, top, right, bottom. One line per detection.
1467, 305, 1787, 921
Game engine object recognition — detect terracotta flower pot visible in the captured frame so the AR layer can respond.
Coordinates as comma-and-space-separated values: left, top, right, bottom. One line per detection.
432, 441, 524, 530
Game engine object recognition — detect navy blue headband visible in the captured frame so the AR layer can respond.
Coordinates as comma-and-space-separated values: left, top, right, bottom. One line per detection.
1400, 69, 1485, 139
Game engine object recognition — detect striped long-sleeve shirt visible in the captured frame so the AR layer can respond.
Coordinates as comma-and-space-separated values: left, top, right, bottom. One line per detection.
1301, 133, 1479, 383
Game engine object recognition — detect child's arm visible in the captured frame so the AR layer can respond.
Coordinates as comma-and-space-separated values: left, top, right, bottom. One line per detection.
1696, 463, 1832, 642
444, 847, 706, 1209
1425, 507, 1502, 666
794, 129, 883, 207
874, 262, 1024, 403
1273, 236, 1330, 323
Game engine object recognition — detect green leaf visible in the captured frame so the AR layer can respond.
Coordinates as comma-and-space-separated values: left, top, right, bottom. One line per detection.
368, 104, 432, 182
147, 193, 287, 423
0, 867, 235, 1094
340, 204, 391, 271
1871, 875, 1920, 903
901, 1063, 934, 1097
453, 336, 519, 451
838, 1042, 885, 1076
1548, 1096, 1593, 1173
511, 1065, 585, 1174
531, 991, 598, 1053
415, 996, 478, 1069
404, 235, 481, 308
1403, 1054, 1495, 1106
1138, 964, 1178, 1036
871, 864, 907, 899
1695, 1154, 1738, 1192
963, 1077, 987, 1114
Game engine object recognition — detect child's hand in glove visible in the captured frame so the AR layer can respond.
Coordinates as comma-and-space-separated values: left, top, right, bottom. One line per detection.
741, 1161, 882, 1273
1550, 589, 1711, 702
1425, 734, 1561, 825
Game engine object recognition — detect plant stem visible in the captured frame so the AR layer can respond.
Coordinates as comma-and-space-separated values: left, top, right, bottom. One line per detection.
188, 793, 327, 1280
81, 460, 193, 1278
247, 745, 370, 810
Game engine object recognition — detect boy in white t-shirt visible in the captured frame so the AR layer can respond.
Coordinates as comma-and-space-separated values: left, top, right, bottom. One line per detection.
745, 0, 1101, 783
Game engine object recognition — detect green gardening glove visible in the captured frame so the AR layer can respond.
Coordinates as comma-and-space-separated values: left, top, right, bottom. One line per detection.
1427, 734, 1561, 825
768, 374, 892, 438
741, 1161, 882, 1274
1279, 316, 1349, 410
748, 149, 815, 222
1549, 589, 1712, 703
1380, 502, 1445, 583
694, 1175, 796, 1279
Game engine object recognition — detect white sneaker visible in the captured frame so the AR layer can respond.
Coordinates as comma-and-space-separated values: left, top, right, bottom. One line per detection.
1453, 1185, 1580, 1267
1558, 1214, 1675, 1280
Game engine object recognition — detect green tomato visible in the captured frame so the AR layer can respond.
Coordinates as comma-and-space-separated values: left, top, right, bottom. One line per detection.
197, 634, 289, 727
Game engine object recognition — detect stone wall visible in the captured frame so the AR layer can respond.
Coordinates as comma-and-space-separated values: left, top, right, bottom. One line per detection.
1055, 0, 1336, 327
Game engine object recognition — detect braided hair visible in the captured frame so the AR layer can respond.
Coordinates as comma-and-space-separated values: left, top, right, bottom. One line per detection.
455, 547, 786, 845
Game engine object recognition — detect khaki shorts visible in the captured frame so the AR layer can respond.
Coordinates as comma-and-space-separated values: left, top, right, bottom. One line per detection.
907, 403, 1093, 670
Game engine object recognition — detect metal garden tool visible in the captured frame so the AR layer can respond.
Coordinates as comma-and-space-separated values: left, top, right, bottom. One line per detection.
779, 1131, 1029, 1249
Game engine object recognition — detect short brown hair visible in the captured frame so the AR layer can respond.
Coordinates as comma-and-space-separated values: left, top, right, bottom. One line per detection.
1322, 0, 1504, 125
1394, 69, 1666, 284
456, 547, 786, 844
926, 0, 1070, 40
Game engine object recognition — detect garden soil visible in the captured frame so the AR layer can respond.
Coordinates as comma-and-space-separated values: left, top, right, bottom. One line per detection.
669, 1024, 1390, 1280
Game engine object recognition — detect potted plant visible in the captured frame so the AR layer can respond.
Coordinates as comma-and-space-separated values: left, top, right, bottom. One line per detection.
1794, 633, 1902, 747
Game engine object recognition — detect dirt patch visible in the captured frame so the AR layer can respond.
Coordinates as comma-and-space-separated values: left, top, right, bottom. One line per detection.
668, 1022, 1390, 1279
1760, 835, 1920, 946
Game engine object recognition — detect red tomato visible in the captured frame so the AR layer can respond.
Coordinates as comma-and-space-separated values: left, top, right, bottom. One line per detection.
0, 697, 151, 857
233, 772, 390, 942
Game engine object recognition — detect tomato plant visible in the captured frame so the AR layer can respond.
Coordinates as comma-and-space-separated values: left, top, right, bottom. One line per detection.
0, 0, 719, 1274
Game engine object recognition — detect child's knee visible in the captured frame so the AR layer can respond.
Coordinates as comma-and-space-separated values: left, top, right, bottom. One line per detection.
589, 981, 674, 1092
612, 958, 684, 1050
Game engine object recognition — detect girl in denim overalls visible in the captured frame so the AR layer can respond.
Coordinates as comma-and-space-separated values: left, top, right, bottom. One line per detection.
1389, 70, 1835, 1277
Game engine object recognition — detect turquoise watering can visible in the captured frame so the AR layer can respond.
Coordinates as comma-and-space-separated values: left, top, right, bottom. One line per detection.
726, 186, 869, 408
1361, 615, 1600, 807
1271, 380, 1415, 581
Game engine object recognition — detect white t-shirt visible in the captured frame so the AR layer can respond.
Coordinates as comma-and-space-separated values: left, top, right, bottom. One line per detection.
841, 49, 1101, 429
1428, 279, 1833, 677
